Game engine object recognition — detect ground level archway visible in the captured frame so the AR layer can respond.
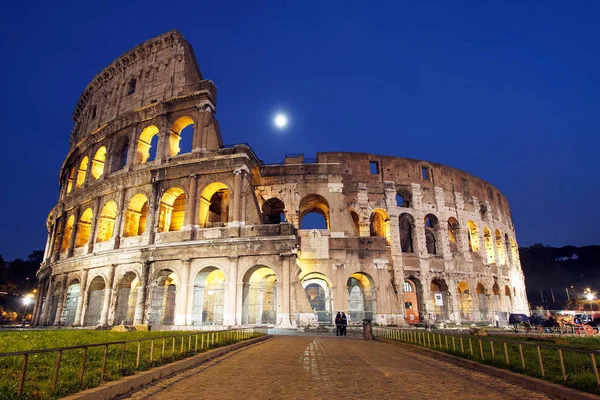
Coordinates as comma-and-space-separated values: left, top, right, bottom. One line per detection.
347, 273, 376, 323
192, 267, 225, 325
242, 266, 277, 325
302, 273, 333, 324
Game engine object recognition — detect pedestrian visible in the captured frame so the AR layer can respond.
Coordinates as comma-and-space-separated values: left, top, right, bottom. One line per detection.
335, 311, 342, 336
341, 312, 347, 336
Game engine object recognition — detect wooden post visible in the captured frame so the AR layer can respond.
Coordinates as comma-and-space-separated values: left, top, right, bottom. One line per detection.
519, 344, 526, 369
591, 353, 600, 388
479, 339, 484, 360
558, 349, 566, 381
80, 347, 87, 386
537, 346, 545, 377
150, 340, 154, 362
52, 350, 62, 390
469, 338, 473, 356
18, 353, 28, 397
162, 338, 166, 359
490, 341, 495, 361
504, 342, 509, 366
136, 341, 141, 367
101, 345, 108, 381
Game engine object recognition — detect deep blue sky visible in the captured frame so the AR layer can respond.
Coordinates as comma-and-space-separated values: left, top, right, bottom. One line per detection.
0, 1, 598, 260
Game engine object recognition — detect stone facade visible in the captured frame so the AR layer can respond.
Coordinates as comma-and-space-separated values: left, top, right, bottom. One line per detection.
33, 30, 528, 329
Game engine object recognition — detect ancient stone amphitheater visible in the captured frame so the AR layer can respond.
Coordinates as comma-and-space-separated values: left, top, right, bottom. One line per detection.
33, 30, 528, 329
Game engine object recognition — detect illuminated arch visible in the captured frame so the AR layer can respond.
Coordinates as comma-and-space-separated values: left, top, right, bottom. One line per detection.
447, 217, 460, 254
369, 209, 390, 244
148, 269, 177, 325
66, 167, 75, 194
302, 272, 333, 324
495, 229, 506, 265
83, 276, 106, 326
510, 237, 520, 267
476, 282, 488, 319
198, 182, 230, 228
349, 210, 360, 236
75, 156, 89, 189
483, 227, 496, 264
457, 281, 472, 320
113, 271, 139, 325
158, 187, 186, 232
61, 215, 75, 252
192, 267, 226, 325
466, 220, 480, 252
91, 147, 106, 179
347, 272, 376, 322
63, 279, 80, 325
169, 116, 195, 157
135, 125, 159, 164
74, 208, 93, 247
263, 198, 286, 224
123, 194, 149, 237
242, 266, 277, 325
96, 201, 117, 242
299, 194, 329, 229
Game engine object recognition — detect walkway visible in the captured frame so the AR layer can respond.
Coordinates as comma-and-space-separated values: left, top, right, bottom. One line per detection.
122, 336, 557, 400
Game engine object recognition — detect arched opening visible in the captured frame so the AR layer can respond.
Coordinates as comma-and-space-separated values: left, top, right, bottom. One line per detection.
75, 157, 89, 189
504, 285, 513, 308
510, 237, 520, 267
123, 194, 148, 237
198, 182, 230, 228
483, 227, 496, 264
91, 147, 106, 179
399, 213, 415, 253
347, 273, 376, 322
492, 282, 501, 314
66, 167, 75, 194
477, 283, 488, 320
504, 233, 512, 265
457, 281, 472, 321
349, 210, 360, 236
299, 194, 329, 229
110, 135, 130, 173
96, 201, 117, 242
302, 273, 333, 324
495, 229, 506, 265
61, 215, 75, 252
369, 209, 390, 244
192, 267, 225, 325
395, 189, 411, 208
430, 278, 449, 320
447, 217, 460, 254
75, 208, 93, 247
136, 125, 160, 164
63, 279, 80, 325
466, 220, 480, 252
113, 272, 138, 325
424, 214, 439, 255
47, 284, 61, 326
83, 276, 106, 326
403, 279, 420, 324
158, 187, 186, 232
148, 270, 177, 325
242, 266, 277, 325
262, 198, 286, 224
169, 116, 194, 157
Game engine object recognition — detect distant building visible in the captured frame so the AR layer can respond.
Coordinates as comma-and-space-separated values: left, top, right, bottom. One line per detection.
33, 30, 528, 328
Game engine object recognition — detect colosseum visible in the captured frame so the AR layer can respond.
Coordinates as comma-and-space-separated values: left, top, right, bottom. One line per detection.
33, 30, 528, 330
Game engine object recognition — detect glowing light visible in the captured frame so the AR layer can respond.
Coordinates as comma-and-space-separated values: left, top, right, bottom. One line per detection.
23, 297, 32, 306
587, 293, 595, 301
274, 113, 288, 129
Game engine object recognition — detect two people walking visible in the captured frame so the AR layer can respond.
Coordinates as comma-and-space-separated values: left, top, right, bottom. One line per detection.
335, 311, 347, 336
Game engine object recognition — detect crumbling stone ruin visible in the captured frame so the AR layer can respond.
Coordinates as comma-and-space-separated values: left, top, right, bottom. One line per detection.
33, 30, 528, 329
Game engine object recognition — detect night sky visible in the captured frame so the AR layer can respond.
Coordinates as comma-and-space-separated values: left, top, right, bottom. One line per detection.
0, 1, 598, 260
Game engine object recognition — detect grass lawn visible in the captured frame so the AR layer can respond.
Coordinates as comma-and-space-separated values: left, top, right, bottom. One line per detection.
0, 329, 259, 399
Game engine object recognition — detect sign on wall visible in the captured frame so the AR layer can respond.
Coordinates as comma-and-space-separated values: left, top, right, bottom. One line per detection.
434, 293, 444, 306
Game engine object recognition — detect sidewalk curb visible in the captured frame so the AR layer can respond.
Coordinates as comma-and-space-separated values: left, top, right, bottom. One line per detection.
377, 338, 600, 400
63, 335, 272, 400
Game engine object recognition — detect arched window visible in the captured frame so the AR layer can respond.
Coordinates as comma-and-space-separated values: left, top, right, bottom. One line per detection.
510, 237, 520, 267
466, 220, 480, 252
447, 217, 460, 254
369, 209, 390, 244
136, 125, 160, 164
495, 229, 506, 265
403, 281, 414, 292
91, 147, 106, 179
75, 157, 89, 189
198, 182, 230, 228
483, 227, 495, 264
66, 167, 75, 194
398, 213, 415, 253
123, 194, 149, 237
96, 201, 117, 242
127, 79, 136, 95
395, 188, 411, 208
263, 198, 286, 224
424, 214, 439, 255
349, 210, 360, 236
110, 135, 129, 172
158, 187, 186, 232
169, 116, 195, 157
75, 208, 93, 247
299, 194, 329, 229
61, 215, 75, 252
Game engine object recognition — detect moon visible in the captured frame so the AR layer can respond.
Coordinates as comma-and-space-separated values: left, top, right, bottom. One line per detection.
274, 113, 288, 129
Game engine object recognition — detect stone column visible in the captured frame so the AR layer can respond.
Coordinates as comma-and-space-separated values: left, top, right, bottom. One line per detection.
225, 256, 239, 325
175, 259, 191, 326
184, 175, 198, 228
47, 222, 58, 262
53, 274, 69, 325
67, 208, 81, 257
87, 197, 102, 254
41, 277, 54, 326
192, 107, 208, 152
279, 254, 293, 327
52, 215, 66, 262
156, 115, 170, 163
147, 182, 159, 245
42, 229, 52, 262
32, 281, 44, 325
113, 189, 127, 249
125, 130, 136, 171
74, 269, 88, 326
100, 265, 116, 326
134, 262, 151, 324
232, 168, 244, 223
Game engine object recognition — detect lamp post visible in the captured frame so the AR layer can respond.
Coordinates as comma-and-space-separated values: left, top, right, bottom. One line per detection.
22, 296, 32, 323
586, 292, 595, 315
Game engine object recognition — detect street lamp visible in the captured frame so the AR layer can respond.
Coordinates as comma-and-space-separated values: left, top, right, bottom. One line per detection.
22, 297, 32, 322
586, 292, 595, 315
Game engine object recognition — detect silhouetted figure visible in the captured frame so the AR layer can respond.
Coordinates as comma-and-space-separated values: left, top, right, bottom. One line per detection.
341, 312, 347, 336
335, 311, 342, 336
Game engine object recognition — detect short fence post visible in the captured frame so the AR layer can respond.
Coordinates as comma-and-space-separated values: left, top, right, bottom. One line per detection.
172, 337, 175, 355
490, 341, 495, 361
136, 341, 141, 368
188, 335, 192, 351
120, 343, 126, 371
180, 336, 184, 353
445, 335, 448, 350
460, 337, 464, 353
52, 350, 62, 391
201, 334, 204, 350
469, 338, 473, 357
558, 349, 566, 382
80, 347, 87, 386
519, 344, 526, 370
479, 339, 484, 360
162, 338, 166, 359
452, 336, 456, 352
150, 340, 154, 362
591, 353, 600, 388
101, 345, 108, 381
18, 353, 28, 397
195, 335, 198, 352
503, 342, 509, 366
427, 333, 431, 348
537, 346, 545, 377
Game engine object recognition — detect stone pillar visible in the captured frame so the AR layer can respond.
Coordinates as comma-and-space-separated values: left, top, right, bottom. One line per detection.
42, 229, 52, 262
113, 189, 127, 249
100, 265, 116, 326
279, 254, 293, 327
87, 197, 102, 254
67, 208, 81, 257
32, 281, 44, 325
53, 274, 69, 325
147, 182, 159, 245
193, 107, 208, 152
156, 115, 170, 163
134, 262, 151, 324
74, 269, 88, 326
125, 130, 136, 171
232, 168, 244, 223
47, 222, 58, 262
184, 175, 198, 228
52, 215, 66, 262
225, 256, 239, 325
41, 277, 54, 326
175, 259, 191, 326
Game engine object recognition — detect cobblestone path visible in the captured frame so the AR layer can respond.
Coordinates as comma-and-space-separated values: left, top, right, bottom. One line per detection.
122, 336, 558, 400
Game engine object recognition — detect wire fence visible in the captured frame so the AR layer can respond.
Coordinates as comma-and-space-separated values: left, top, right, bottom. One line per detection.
0, 328, 264, 399
373, 327, 600, 395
